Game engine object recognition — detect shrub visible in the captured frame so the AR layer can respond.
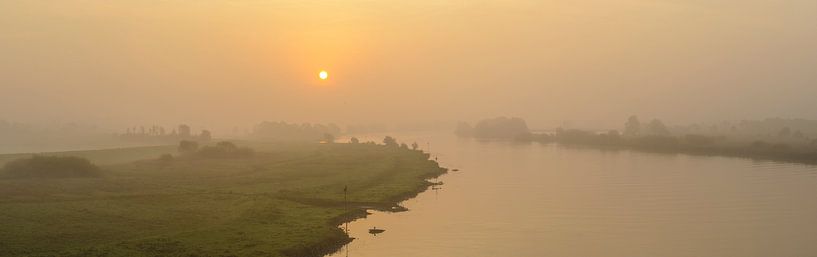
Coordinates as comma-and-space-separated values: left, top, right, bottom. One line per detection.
3, 155, 101, 178
194, 141, 255, 158
178, 140, 199, 154
158, 154, 174, 164
383, 136, 398, 147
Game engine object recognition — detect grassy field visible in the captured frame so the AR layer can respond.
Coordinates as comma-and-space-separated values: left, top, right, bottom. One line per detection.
0, 142, 445, 257
0, 145, 179, 166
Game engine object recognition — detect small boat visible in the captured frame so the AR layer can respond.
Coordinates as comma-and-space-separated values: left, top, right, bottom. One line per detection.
451, 169, 460, 171
368, 227, 385, 234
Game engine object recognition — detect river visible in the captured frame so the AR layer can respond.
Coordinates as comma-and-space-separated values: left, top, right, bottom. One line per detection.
328, 132, 817, 257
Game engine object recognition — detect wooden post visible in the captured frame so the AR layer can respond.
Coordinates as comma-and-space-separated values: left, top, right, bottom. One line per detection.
344, 185, 348, 234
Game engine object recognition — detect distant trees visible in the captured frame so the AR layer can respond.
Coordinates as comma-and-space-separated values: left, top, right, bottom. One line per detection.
457, 117, 529, 138
2, 155, 101, 178
383, 136, 398, 147
158, 154, 174, 164
252, 121, 341, 142
349, 137, 360, 144
378, 137, 420, 151
647, 119, 670, 136
195, 141, 255, 158
451, 115, 817, 164
178, 124, 191, 137
199, 130, 212, 141
174, 141, 256, 159
624, 115, 641, 136
623, 116, 670, 136
178, 140, 199, 154
734, 118, 817, 138
120, 124, 212, 144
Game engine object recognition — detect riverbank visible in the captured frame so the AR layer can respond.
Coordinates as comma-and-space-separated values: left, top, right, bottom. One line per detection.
0, 141, 445, 257
324, 132, 817, 257
516, 131, 817, 165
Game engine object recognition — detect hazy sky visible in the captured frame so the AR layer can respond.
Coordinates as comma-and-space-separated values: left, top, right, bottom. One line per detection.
1, 0, 816, 132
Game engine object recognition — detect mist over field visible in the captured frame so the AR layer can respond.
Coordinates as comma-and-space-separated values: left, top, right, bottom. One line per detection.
2, 0, 817, 137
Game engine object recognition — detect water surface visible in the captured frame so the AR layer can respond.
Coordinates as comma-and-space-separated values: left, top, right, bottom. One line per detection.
329, 133, 817, 257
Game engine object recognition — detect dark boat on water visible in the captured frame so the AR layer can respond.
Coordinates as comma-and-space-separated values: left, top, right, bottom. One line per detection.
368, 227, 385, 235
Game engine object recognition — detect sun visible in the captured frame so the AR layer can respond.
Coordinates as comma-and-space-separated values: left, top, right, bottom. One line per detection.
318, 70, 328, 80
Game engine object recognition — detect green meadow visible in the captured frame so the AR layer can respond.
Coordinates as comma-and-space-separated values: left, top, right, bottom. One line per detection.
0, 142, 445, 257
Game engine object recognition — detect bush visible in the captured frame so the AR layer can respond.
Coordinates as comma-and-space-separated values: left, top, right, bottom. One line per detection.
383, 136, 398, 147
178, 140, 199, 154
3, 155, 101, 178
194, 141, 255, 158
158, 154, 174, 164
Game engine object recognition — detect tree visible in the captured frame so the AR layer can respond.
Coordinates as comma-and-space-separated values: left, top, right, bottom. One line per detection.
158, 154, 174, 164
400, 143, 409, 149
647, 119, 670, 136
178, 140, 199, 154
3, 155, 101, 178
349, 137, 360, 144
624, 115, 641, 136
178, 124, 191, 137
603, 130, 622, 144
383, 136, 398, 147
252, 121, 344, 141
195, 141, 254, 158
411, 142, 419, 150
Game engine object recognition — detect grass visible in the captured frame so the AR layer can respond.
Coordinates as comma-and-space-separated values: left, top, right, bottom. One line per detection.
0, 142, 445, 257
0, 145, 178, 167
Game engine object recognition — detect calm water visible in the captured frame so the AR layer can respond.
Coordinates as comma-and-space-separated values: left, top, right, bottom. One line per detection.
329, 133, 817, 257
